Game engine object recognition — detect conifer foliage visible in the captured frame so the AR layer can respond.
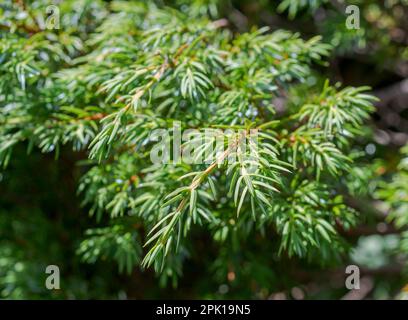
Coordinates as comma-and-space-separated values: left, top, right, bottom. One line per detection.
2, 0, 406, 298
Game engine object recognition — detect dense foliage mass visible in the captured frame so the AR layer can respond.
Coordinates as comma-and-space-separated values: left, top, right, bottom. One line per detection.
1, 0, 407, 299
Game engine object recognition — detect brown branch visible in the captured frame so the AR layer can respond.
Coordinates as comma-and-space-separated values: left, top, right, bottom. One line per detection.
336, 222, 402, 238
13, 0, 41, 35
341, 276, 374, 300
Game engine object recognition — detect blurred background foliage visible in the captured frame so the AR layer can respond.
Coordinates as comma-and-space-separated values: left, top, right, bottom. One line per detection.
0, 0, 408, 299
